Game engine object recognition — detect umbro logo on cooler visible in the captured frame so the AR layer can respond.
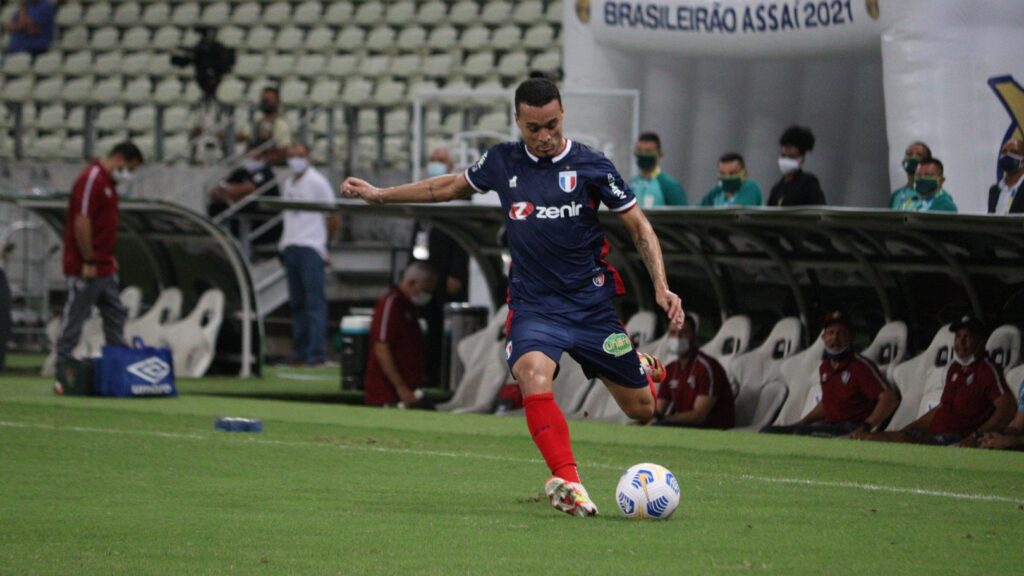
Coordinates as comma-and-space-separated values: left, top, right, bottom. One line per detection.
127, 356, 171, 385
509, 202, 583, 221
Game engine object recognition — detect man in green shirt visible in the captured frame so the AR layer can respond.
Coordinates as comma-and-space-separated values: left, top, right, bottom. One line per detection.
628, 132, 688, 207
901, 158, 958, 212
890, 141, 932, 210
699, 152, 763, 207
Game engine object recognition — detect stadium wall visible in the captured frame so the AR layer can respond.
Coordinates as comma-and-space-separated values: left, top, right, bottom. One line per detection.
563, 0, 1024, 213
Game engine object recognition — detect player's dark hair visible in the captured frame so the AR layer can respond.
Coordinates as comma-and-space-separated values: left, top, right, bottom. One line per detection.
262, 86, 280, 98
779, 125, 816, 154
638, 132, 662, 152
909, 141, 932, 159
718, 152, 745, 168
109, 141, 144, 164
919, 157, 944, 175
514, 78, 561, 114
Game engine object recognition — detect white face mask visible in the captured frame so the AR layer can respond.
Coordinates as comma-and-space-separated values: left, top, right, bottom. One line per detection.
667, 337, 691, 356
287, 157, 309, 174
426, 161, 448, 178
953, 353, 974, 366
778, 156, 801, 175
410, 291, 432, 307
243, 158, 265, 173
113, 168, 135, 183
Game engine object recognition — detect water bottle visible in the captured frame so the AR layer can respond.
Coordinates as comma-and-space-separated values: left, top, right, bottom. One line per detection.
214, 417, 263, 432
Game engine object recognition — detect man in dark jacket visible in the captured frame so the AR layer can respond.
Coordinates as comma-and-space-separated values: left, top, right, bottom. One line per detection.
988, 139, 1024, 214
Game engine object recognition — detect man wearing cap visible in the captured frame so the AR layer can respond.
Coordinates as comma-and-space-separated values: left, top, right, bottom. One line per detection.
764, 311, 899, 437
865, 316, 1015, 446
653, 315, 735, 430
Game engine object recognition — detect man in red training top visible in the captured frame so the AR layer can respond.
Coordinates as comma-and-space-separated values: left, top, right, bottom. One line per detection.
654, 315, 734, 429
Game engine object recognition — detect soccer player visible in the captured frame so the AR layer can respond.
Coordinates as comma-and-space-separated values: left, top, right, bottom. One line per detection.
342, 78, 684, 517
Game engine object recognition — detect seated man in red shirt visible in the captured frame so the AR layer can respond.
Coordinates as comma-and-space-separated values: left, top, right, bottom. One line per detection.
363, 262, 437, 408
764, 311, 900, 437
865, 316, 1015, 446
654, 316, 735, 429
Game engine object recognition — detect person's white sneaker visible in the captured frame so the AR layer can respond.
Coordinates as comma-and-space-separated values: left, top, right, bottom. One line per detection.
544, 476, 599, 517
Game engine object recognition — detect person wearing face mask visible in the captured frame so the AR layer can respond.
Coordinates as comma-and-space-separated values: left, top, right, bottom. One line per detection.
627, 132, 688, 208
767, 125, 826, 207
235, 87, 293, 166
987, 139, 1024, 214
363, 261, 439, 408
889, 141, 932, 210
901, 158, 957, 212
278, 143, 339, 367
763, 311, 899, 438
864, 316, 1015, 446
653, 315, 735, 429
207, 139, 282, 244
54, 141, 144, 393
699, 152, 763, 207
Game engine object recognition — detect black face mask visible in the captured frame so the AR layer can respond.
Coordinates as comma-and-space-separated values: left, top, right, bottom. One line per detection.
635, 153, 658, 172
259, 100, 277, 114
998, 153, 1022, 173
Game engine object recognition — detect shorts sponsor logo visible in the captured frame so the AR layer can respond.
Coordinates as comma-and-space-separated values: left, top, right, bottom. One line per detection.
509, 201, 535, 220
602, 332, 633, 357
592, 273, 605, 287
558, 171, 577, 193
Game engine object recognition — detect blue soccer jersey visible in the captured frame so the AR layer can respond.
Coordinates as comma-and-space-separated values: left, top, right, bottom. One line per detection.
464, 139, 638, 313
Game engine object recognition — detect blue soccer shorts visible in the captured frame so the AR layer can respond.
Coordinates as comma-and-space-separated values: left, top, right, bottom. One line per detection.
505, 304, 648, 389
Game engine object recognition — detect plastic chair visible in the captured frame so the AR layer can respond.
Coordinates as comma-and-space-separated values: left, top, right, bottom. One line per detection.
986, 324, 1021, 370
861, 320, 908, 383
733, 379, 788, 431
1005, 364, 1024, 404
124, 287, 184, 347
437, 305, 509, 413
158, 289, 225, 378
728, 317, 801, 394
772, 335, 825, 426
886, 324, 954, 430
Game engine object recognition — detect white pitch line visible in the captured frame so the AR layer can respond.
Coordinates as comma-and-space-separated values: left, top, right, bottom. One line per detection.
2, 420, 1021, 505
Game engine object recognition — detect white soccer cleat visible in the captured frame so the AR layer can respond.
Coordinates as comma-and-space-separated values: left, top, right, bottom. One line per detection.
544, 476, 599, 517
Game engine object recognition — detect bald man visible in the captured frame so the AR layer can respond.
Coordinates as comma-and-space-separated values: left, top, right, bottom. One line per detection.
989, 139, 1024, 214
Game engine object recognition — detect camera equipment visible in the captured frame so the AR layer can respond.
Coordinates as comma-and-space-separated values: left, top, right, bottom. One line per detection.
171, 26, 236, 102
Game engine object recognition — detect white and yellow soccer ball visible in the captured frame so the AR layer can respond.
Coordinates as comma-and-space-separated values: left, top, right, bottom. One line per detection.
615, 463, 680, 520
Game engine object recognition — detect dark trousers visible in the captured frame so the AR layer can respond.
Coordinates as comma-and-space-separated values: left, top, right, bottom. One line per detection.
282, 245, 326, 364
0, 267, 10, 372
56, 274, 126, 362
762, 421, 859, 437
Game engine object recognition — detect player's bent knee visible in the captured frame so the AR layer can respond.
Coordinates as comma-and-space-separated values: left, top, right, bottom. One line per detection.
624, 401, 655, 422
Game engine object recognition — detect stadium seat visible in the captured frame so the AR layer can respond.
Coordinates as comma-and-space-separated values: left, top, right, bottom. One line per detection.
31, 76, 64, 103
152, 78, 184, 105
292, 0, 322, 26
231, 2, 261, 27
545, 1, 563, 23
171, 2, 201, 27
1006, 364, 1024, 402
449, 0, 479, 25
61, 26, 90, 51
218, 25, 245, 49
295, 54, 327, 79
340, 77, 374, 106
120, 78, 152, 104
462, 52, 495, 79
61, 78, 95, 105
123, 288, 184, 346
200, 2, 231, 27
366, 26, 397, 53
91, 77, 124, 104
886, 323, 954, 430
3, 53, 32, 77
246, 26, 276, 51
147, 53, 174, 78
305, 27, 334, 52
986, 324, 1021, 370
62, 51, 93, 76
33, 52, 62, 76
523, 24, 556, 50
497, 51, 529, 79
481, 1, 512, 25
733, 379, 788, 431
325, 54, 359, 79
234, 53, 266, 78
382, 107, 410, 135
861, 320, 908, 383
701, 315, 752, 370
427, 26, 458, 50
514, 0, 545, 24
530, 50, 561, 75
280, 79, 309, 106
460, 25, 491, 51
422, 53, 454, 78
95, 105, 127, 133
163, 105, 192, 134
390, 54, 423, 79
417, 0, 447, 26
1, 77, 33, 103
33, 104, 66, 131
264, 54, 295, 77
84, 2, 113, 27
121, 26, 152, 51
396, 25, 427, 52
159, 288, 225, 378
771, 334, 826, 426
492, 24, 523, 51
354, 0, 384, 26
262, 2, 292, 25
437, 304, 509, 413
56, 3, 83, 28
142, 3, 171, 27
361, 55, 392, 78
727, 317, 801, 394
323, 2, 354, 26
112, 2, 141, 27
274, 26, 304, 52
126, 106, 156, 133
308, 79, 341, 107
385, 0, 416, 25
152, 26, 183, 51
94, 51, 123, 76
336, 26, 366, 52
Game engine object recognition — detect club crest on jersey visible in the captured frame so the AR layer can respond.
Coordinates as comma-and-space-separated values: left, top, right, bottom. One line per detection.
841, 371, 851, 385
558, 171, 577, 193
602, 332, 632, 357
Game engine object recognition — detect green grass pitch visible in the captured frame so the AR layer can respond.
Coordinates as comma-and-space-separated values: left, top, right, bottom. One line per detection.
1, 363, 1021, 575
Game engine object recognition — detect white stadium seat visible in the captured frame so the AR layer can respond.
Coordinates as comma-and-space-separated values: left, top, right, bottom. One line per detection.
336, 26, 366, 52
462, 52, 494, 78
159, 289, 225, 379
449, 0, 479, 25
530, 50, 561, 74
246, 26, 276, 51
497, 51, 529, 79
31, 76, 64, 102
390, 54, 422, 79
121, 53, 150, 76
771, 334, 826, 426
163, 106, 192, 134
231, 2, 261, 27
308, 79, 341, 106
417, 0, 447, 26
152, 26, 182, 51
861, 320, 908, 383
201, 2, 231, 27
305, 27, 334, 52
422, 53, 454, 78
262, 2, 292, 25
94, 105, 127, 133
385, 0, 416, 25
57, 3, 83, 27
296, 54, 327, 79
1, 77, 33, 103
701, 314, 752, 374
60, 26, 90, 51
120, 77, 152, 104
361, 55, 392, 78
624, 310, 659, 347
523, 24, 556, 50
383, 108, 410, 135
481, 1, 512, 25
121, 26, 152, 50
3, 53, 32, 77
264, 54, 295, 77
142, 3, 171, 27
292, 0, 322, 26
354, 1, 384, 26
152, 78, 184, 106
492, 25, 523, 51
396, 25, 427, 52
112, 2, 141, 27
280, 79, 309, 106
372, 78, 406, 107
728, 317, 802, 395
234, 53, 266, 78
514, 0, 545, 24
460, 26, 491, 51
84, 3, 113, 26
125, 288, 184, 349
126, 107, 156, 133
33, 52, 62, 76
427, 25, 458, 50
218, 25, 245, 49
94, 51, 123, 76
62, 51, 93, 76
92, 77, 125, 104
986, 324, 1021, 370
546, 1, 563, 23
171, 2, 200, 27
34, 104, 66, 131
62, 78, 95, 105
366, 26, 397, 53
326, 54, 359, 78
323, 2, 354, 26
340, 77, 374, 106
886, 324, 954, 430
437, 305, 509, 414
734, 379, 788, 432
90, 26, 120, 51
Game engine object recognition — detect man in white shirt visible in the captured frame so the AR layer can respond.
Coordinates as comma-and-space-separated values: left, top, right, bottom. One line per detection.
279, 143, 338, 366
988, 139, 1024, 215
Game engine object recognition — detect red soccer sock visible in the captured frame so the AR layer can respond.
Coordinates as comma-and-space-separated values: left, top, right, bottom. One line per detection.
523, 392, 580, 483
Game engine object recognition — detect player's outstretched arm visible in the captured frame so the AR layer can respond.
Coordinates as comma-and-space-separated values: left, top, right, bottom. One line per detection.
340, 173, 474, 205
616, 207, 685, 331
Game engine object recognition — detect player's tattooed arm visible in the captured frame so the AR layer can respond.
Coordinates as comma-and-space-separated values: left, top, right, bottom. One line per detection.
341, 174, 474, 204
617, 207, 685, 330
